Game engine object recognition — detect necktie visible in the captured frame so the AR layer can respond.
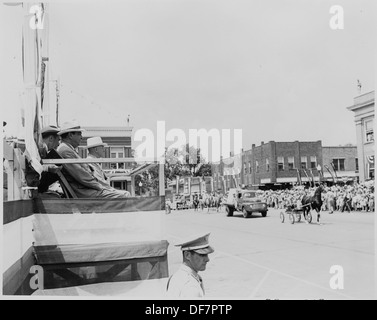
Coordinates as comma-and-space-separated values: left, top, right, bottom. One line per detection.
198, 274, 205, 295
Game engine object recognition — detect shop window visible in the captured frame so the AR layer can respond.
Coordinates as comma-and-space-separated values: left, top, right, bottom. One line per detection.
332, 158, 345, 171
288, 157, 295, 170
310, 156, 317, 169
301, 156, 307, 169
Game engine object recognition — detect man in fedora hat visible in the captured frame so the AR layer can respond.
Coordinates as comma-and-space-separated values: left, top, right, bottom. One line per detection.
57, 121, 130, 198
39, 125, 61, 159
166, 233, 214, 298
36, 125, 63, 193
86, 136, 110, 186
24, 124, 62, 192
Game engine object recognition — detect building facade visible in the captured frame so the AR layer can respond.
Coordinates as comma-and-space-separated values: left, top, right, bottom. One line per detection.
212, 140, 359, 191
322, 146, 358, 183
347, 91, 375, 182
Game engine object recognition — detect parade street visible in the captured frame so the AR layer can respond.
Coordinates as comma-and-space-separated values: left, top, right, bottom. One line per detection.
163, 207, 375, 300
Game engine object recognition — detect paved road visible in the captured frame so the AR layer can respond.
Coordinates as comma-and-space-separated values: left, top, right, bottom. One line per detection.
163, 207, 375, 300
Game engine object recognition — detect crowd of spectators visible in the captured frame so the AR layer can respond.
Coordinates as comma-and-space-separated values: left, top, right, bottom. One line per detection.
260, 181, 374, 213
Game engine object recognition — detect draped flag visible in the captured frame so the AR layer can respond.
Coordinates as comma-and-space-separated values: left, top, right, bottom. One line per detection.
302, 169, 312, 187
21, 3, 50, 160
317, 165, 323, 182
309, 169, 316, 187
330, 162, 338, 181
324, 165, 335, 183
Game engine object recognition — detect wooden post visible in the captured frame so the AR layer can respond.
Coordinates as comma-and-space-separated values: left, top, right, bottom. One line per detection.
131, 175, 136, 197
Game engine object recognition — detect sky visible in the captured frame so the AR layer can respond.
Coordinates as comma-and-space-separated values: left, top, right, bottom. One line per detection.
1, 0, 375, 161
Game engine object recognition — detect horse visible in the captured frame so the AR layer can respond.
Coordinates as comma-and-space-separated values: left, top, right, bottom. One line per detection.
301, 184, 325, 224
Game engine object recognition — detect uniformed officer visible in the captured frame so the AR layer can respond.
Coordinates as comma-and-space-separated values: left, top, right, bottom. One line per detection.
166, 233, 214, 298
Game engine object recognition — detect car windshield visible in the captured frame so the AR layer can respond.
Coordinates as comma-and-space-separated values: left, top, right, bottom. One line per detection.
243, 192, 256, 198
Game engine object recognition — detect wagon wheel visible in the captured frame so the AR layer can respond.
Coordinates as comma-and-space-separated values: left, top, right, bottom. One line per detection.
289, 213, 295, 224
280, 212, 285, 223
296, 213, 301, 223
306, 211, 313, 223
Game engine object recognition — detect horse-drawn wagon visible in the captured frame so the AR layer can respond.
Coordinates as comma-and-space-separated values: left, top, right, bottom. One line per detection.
280, 184, 325, 225
280, 203, 312, 224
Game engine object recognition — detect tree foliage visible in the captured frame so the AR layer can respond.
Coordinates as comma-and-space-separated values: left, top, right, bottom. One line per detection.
135, 144, 213, 191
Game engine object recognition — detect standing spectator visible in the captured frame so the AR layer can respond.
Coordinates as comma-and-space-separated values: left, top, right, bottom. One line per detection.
368, 195, 374, 212
341, 193, 351, 213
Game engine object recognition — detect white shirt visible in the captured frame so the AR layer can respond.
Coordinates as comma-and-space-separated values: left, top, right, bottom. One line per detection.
166, 264, 205, 298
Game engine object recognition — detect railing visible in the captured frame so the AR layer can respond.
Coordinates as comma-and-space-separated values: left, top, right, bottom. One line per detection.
42, 157, 165, 197
3, 143, 165, 200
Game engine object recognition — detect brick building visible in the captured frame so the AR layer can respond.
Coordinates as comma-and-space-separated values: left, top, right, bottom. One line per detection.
248, 141, 323, 188
322, 146, 358, 183
212, 140, 359, 191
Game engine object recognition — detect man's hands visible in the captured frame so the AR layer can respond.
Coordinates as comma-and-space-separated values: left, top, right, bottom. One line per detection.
48, 165, 62, 174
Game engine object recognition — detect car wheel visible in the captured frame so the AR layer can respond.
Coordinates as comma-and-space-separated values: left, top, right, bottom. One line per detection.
261, 211, 267, 217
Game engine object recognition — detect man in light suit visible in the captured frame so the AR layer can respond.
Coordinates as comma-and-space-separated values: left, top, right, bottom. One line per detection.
57, 121, 130, 199
86, 136, 111, 186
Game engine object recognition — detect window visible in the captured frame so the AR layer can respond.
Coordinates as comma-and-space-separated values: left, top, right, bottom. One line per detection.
332, 159, 345, 171
365, 120, 374, 142
288, 157, 295, 170
244, 162, 247, 175
301, 156, 307, 169
310, 156, 317, 169
277, 156, 284, 171
248, 162, 252, 174
367, 156, 374, 179
256, 161, 259, 173
355, 158, 359, 172
110, 147, 125, 170
266, 159, 270, 172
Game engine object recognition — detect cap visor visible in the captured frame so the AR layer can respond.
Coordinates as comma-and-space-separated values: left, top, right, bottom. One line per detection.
193, 245, 214, 254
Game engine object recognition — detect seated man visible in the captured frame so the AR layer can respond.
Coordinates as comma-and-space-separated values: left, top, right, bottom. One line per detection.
85, 136, 130, 196
56, 121, 130, 198
24, 125, 62, 194
38, 125, 63, 193
85, 136, 111, 186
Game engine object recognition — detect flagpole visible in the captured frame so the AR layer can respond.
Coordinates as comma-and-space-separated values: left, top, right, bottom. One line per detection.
330, 162, 338, 182
324, 165, 335, 184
